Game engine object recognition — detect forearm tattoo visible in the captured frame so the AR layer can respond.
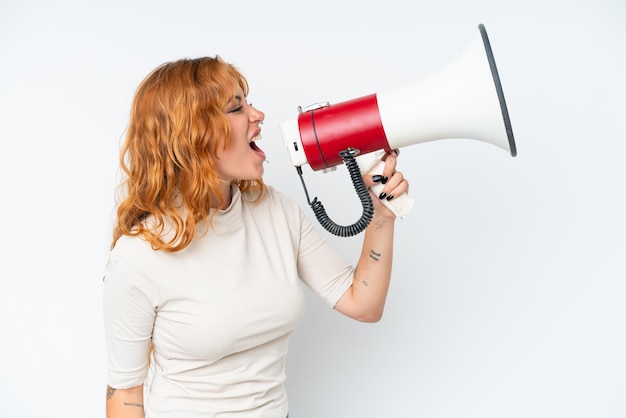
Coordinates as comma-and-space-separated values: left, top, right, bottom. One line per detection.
106, 386, 116, 400
106, 386, 144, 409
369, 250, 381, 261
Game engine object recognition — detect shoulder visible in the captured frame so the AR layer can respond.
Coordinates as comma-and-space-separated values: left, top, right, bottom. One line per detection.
105, 235, 165, 287
110, 234, 159, 264
241, 185, 310, 238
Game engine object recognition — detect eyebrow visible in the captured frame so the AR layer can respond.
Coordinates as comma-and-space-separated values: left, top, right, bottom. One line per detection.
226, 93, 244, 105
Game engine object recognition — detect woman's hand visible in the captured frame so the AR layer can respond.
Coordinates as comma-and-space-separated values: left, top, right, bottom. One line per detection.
362, 150, 409, 220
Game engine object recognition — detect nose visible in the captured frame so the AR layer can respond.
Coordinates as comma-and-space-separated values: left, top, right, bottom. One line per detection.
249, 104, 264, 125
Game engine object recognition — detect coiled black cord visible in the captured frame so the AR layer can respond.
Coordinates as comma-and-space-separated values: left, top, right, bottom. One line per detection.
296, 148, 374, 237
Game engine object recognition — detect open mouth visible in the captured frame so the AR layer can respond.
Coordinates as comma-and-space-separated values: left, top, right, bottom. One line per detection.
249, 133, 262, 151
249, 136, 266, 160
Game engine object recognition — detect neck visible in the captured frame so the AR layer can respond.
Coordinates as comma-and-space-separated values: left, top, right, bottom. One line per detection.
214, 181, 233, 209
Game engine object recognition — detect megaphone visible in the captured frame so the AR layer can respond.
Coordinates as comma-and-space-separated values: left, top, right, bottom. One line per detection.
279, 24, 517, 237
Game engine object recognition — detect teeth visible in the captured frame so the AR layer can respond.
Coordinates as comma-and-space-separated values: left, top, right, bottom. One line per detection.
250, 134, 262, 142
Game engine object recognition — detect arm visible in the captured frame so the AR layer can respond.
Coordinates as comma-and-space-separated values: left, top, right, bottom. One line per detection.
103, 247, 157, 418
333, 151, 408, 322
106, 384, 145, 418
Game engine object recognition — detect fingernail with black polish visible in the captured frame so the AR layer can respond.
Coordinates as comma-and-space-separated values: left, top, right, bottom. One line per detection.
372, 175, 384, 183
386, 194, 394, 201
381, 176, 388, 184
379, 192, 387, 200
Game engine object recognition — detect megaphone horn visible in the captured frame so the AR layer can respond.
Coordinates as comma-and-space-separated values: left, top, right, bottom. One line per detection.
279, 24, 517, 237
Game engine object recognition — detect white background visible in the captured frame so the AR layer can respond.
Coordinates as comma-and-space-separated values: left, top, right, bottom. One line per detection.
1, 1, 624, 417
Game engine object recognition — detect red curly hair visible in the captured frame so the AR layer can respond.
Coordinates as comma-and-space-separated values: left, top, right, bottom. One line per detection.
112, 56, 264, 252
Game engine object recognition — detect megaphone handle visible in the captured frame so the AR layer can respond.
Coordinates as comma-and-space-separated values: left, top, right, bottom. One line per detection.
356, 153, 415, 219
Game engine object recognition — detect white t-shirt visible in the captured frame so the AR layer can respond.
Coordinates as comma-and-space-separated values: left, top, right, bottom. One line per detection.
103, 185, 354, 417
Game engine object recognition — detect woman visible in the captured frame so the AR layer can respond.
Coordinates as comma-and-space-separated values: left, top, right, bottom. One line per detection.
103, 56, 408, 418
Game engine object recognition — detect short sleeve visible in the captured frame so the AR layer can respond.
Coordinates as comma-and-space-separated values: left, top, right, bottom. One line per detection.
295, 209, 354, 308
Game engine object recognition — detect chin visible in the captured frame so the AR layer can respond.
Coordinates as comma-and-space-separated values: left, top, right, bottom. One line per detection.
243, 168, 265, 181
